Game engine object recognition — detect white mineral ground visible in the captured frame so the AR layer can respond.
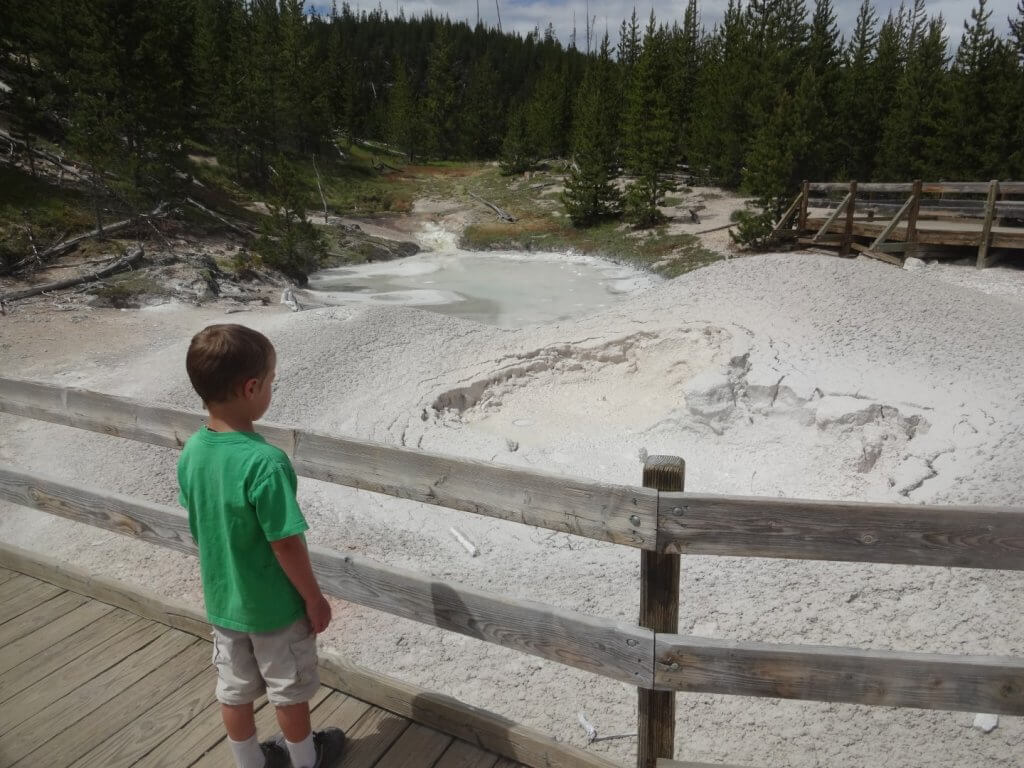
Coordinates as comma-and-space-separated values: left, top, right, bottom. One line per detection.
2, 218, 1024, 767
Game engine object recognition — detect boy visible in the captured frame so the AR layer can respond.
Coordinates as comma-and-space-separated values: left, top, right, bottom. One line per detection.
178, 324, 345, 768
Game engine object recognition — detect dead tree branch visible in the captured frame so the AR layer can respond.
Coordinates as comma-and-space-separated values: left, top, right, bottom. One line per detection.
2, 247, 145, 302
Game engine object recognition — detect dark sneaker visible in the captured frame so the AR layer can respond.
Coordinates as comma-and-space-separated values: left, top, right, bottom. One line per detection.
260, 738, 291, 768
312, 727, 347, 768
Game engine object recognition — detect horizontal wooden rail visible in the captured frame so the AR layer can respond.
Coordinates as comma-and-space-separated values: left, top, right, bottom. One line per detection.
657, 492, 1024, 570
810, 181, 1024, 195
0, 377, 658, 550
3, 465, 1023, 715
4, 378, 1024, 571
654, 634, 1024, 715
0, 464, 653, 687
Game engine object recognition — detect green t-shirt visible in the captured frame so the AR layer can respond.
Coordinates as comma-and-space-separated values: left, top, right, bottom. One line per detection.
177, 427, 308, 633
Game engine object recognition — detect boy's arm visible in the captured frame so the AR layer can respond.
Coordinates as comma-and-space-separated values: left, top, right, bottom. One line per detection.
270, 535, 332, 633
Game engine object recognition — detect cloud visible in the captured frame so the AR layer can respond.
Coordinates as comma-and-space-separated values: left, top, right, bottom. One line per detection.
319, 1, 1017, 44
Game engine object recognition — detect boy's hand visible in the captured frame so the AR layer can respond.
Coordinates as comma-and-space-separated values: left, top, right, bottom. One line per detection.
306, 594, 332, 633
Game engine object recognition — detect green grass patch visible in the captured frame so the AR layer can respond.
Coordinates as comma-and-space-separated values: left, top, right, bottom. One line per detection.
455, 166, 721, 278
0, 166, 100, 271
91, 272, 164, 306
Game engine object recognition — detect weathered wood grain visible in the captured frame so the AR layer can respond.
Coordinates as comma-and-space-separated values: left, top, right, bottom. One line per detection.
812, 191, 852, 243
0, 544, 646, 768
657, 762, 749, 768
0, 620, 158, 733
0, 629, 195, 762
655, 634, 1024, 714
0, 377, 658, 549
0, 598, 110, 675
638, 457, 683, 768
978, 180, 1000, 269
67, 664, 216, 768
870, 193, 915, 250
0, 581, 63, 624
657, 492, 1024, 570
0, 590, 87, 648
317, 652, 622, 768
0, 610, 142, 704
376, 722, 455, 768
0, 469, 654, 686
307, 542, 654, 686
334, 705, 412, 768
293, 429, 657, 549
15, 641, 209, 767
435, 738, 501, 768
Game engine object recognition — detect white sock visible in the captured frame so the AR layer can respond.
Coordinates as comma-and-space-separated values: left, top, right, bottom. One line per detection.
229, 734, 266, 768
286, 733, 317, 768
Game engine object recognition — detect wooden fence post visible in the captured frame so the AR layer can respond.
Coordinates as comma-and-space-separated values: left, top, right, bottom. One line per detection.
906, 180, 922, 256
978, 179, 1000, 269
841, 180, 858, 256
637, 456, 684, 768
798, 180, 810, 233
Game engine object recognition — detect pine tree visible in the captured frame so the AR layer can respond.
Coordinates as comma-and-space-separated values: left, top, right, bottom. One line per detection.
256, 156, 327, 283
622, 14, 675, 227
875, 18, 949, 179
387, 57, 419, 161
460, 55, 501, 158
940, 0, 1018, 179
669, 0, 701, 161
499, 106, 535, 175
839, 1, 881, 180
805, 0, 842, 179
423, 27, 457, 159
688, 0, 749, 186
1009, 2, 1024, 176
526, 61, 569, 159
562, 40, 620, 226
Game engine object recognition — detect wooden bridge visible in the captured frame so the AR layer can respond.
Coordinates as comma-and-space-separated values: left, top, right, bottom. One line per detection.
772, 180, 1024, 268
1, 376, 1023, 768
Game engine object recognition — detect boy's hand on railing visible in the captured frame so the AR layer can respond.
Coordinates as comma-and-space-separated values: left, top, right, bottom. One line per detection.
306, 594, 332, 633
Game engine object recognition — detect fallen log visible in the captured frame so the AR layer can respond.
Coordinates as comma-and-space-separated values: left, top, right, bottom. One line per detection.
694, 222, 736, 235
185, 197, 257, 237
3, 203, 166, 276
1, 247, 144, 303
468, 191, 517, 223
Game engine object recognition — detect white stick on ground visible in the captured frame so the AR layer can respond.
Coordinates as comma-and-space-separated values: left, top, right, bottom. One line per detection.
577, 712, 598, 742
449, 527, 479, 557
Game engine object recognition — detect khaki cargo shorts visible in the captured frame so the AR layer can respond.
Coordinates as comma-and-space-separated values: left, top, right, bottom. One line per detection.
211, 617, 320, 707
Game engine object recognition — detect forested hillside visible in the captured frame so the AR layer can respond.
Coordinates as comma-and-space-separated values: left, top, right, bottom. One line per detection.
1, 0, 1022, 237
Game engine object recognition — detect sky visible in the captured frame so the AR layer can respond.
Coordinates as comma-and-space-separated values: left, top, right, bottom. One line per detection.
325, 1, 1018, 44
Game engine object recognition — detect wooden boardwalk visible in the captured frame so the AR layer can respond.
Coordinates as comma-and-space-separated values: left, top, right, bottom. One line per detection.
0, 567, 521, 768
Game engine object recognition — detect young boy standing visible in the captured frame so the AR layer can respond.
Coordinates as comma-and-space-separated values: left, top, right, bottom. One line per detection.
178, 324, 345, 768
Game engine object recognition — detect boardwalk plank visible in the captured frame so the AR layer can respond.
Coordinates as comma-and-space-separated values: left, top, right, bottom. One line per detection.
0, 627, 191, 763
0, 598, 109, 674
128, 699, 230, 768
0, 569, 16, 586
336, 704, 410, 768
14, 641, 209, 767
0, 581, 63, 624
0, 575, 34, 603
374, 722, 454, 768
434, 740, 501, 768
66, 658, 214, 768
0, 611, 141, 704
0, 620, 164, 735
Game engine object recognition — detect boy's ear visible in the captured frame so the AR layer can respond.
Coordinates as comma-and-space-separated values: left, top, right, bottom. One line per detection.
242, 378, 259, 399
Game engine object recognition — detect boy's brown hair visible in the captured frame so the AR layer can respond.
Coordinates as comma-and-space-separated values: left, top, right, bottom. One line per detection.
186, 324, 275, 405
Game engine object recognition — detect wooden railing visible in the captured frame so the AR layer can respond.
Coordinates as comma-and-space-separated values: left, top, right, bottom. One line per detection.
773, 179, 1024, 268
2, 376, 1024, 768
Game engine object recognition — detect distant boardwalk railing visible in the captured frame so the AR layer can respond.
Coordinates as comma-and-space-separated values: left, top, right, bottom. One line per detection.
773, 179, 1024, 269
1, 376, 1023, 768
